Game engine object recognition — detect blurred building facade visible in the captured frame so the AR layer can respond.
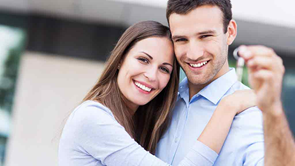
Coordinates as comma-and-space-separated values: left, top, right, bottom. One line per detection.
0, 0, 294, 166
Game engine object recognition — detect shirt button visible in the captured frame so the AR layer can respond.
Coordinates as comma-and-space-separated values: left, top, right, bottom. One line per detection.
175, 138, 178, 143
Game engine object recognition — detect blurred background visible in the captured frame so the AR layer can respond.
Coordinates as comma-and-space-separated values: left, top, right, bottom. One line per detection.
0, 0, 294, 165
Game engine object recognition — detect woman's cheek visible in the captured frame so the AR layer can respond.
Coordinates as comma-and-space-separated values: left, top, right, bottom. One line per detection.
160, 75, 171, 90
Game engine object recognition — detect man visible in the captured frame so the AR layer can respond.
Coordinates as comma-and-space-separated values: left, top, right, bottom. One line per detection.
239, 46, 295, 166
156, 0, 265, 165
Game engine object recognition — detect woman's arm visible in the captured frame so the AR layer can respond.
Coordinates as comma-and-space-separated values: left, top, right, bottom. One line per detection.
197, 90, 256, 153
59, 101, 215, 166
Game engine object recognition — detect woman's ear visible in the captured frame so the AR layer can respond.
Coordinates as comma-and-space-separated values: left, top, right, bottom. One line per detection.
118, 60, 122, 69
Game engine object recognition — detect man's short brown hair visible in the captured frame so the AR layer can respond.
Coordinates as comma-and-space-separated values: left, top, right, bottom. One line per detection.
166, 0, 232, 33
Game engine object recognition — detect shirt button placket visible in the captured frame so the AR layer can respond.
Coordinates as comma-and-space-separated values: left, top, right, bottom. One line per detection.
171, 105, 188, 164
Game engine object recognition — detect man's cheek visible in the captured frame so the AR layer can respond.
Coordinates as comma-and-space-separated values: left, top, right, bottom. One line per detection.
174, 46, 183, 57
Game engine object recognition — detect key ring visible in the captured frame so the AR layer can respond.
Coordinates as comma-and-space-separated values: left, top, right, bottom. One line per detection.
233, 47, 245, 82
233, 47, 240, 60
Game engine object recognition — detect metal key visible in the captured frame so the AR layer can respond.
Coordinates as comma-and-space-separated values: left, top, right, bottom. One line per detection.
233, 48, 245, 82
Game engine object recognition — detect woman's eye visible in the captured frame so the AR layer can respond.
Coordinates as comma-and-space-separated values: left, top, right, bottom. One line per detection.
138, 57, 149, 64
160, 67, 170, 74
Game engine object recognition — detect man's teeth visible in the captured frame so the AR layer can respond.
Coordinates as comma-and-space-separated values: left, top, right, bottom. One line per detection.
135, 82, 152, 92
189, 61, 208, 68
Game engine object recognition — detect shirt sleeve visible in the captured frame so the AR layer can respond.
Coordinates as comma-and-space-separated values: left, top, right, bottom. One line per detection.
236, 106, 265, 166
61, 103, 218, 166
182, 141, 218, 165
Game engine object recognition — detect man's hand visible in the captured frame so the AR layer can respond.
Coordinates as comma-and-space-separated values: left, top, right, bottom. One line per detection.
238, 45, 285, 114
238, 45, 295, 166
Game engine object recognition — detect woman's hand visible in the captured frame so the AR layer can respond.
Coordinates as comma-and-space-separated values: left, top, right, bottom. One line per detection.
221, 89, 257, 115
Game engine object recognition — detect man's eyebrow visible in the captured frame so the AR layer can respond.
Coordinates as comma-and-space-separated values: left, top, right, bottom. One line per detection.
197, 30, 216, 35
172, 30, 216, 40
172, 35, 186, 40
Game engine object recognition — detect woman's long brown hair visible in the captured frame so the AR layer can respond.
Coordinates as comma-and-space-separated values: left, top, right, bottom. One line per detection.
83, 21, 179, 154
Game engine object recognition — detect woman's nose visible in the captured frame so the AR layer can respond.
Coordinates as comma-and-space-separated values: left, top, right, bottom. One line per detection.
143, 67, 157, 82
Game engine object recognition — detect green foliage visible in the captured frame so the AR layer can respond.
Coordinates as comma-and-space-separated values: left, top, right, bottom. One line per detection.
0, 28, 26, 113
229, 59, 249, 86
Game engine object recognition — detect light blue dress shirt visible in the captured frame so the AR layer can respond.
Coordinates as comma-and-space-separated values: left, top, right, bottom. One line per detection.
156, 69, 265, 166
59, 101, 220, 166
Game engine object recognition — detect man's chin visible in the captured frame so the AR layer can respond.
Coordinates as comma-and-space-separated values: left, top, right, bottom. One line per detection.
187, 74, 214, 86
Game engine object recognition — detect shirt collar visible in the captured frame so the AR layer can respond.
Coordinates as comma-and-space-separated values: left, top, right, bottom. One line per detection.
178, 77, 189, 104
178, 68, 238, 105
198, 68, 237, 104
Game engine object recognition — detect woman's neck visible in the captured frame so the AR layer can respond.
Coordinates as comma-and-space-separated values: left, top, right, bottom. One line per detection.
121, 95, 138, 116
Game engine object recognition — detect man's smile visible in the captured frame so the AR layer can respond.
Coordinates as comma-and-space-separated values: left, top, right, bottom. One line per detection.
187, 60, 210, 69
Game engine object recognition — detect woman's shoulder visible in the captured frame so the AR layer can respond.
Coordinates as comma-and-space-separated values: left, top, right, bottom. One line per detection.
67, 100, 117, 127
62, 101, 123, 140
59, 101, 127, 165
76, 100, 114, 116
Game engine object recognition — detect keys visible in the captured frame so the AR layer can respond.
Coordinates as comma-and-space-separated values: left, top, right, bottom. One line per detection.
233, 48, 245, 82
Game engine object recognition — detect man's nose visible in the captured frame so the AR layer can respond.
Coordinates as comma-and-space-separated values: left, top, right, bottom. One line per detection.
187, 41, 204, 60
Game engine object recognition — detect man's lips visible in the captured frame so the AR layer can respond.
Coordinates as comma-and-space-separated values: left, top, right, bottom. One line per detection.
187, 60, 210, 68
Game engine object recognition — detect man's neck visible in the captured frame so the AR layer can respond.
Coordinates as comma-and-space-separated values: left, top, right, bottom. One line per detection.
188, 81, 209, 100
188, 66, 230, 100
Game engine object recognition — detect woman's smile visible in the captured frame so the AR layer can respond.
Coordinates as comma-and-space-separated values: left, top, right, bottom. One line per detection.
133, 80, 154, 94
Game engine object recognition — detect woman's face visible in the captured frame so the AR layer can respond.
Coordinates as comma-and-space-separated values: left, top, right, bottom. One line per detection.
117, 36, 174, 112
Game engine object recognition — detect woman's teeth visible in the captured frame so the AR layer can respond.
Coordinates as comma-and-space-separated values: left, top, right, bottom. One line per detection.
189, 61, 208, 68
135, 82, 152, 92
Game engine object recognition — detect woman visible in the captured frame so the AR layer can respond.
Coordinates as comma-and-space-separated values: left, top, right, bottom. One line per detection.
59, 21, 255, 165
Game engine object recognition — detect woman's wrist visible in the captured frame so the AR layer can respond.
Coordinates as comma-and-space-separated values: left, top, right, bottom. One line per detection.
218, 97, 238, 117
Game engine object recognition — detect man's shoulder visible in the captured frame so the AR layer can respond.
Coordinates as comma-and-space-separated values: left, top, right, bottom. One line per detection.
235, 106, 263, 125
233, 81, 250, 90
226, 81, 251, 96
230, 106, 264, 143
226, 82, 263, 127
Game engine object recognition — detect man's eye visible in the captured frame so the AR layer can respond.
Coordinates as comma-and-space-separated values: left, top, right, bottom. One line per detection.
138, 57, 149, 64
175, 38, 187, 42
160, 67, 170, 74
200, 35, 212, 39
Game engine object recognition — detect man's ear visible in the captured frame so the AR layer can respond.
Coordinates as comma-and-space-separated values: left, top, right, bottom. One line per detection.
227, 20, 237, 45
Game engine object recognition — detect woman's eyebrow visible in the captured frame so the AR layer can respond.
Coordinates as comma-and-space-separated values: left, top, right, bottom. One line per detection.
141, 51, 172, 67
163, 62, 173, 67
141, 51, 153, 59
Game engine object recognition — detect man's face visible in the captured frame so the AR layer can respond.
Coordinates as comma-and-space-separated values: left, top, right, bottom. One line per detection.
169, 5, 236, 95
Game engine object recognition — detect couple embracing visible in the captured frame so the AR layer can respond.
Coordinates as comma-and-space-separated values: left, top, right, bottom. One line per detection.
59, 0, 292, 165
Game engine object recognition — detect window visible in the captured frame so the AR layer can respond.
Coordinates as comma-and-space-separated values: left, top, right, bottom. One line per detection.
0, 25, 25, 166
